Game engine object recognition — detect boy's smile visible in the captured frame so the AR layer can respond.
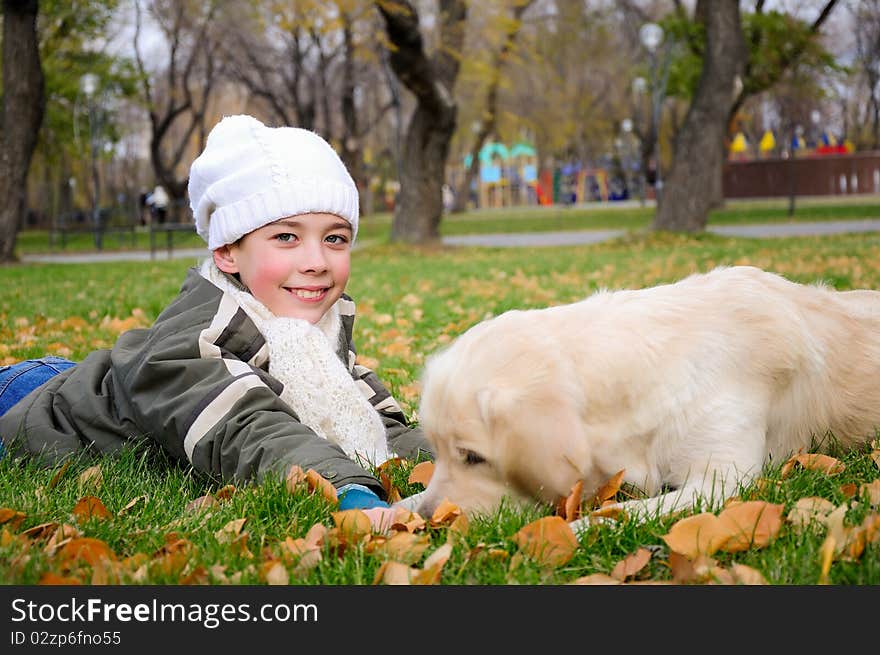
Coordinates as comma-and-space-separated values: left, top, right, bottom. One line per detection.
212, 212, 352, 323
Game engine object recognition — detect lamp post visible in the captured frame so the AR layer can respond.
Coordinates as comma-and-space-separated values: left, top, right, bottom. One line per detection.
639, 22, 670, 207
79, 73, 102, 250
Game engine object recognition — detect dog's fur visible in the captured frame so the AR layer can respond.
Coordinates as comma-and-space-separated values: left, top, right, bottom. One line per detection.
415, 266, 880, 525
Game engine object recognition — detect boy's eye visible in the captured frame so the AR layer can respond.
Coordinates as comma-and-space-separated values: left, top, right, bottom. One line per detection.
275, 233, 296, 242
325, 234, 349, 245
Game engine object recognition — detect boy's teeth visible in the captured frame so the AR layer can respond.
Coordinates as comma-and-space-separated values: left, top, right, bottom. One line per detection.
293, 288, 323, 299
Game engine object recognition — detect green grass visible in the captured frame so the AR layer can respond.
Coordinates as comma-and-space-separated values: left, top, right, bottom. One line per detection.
1, 229, 879, 584
15, 195, 880, 255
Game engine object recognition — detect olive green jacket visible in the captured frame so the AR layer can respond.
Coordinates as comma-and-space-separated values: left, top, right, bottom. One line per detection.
0, 267, 432, 498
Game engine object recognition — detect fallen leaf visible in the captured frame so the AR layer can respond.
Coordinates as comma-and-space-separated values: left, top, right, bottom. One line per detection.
430, 499, 461, 526
787, 496, 837, 531
610, 547, 652, 581
668, 551, 718, 584
306, 469, 338, 503
118, 495, 148, 516
860, 480, 880, 506
780, 453, 845, 478
570, 573, 622, 585
372, 561, 415, 585
215, 485, 236, 502
423, 543, 453, 571
331, 510, 372, 543
556, 480, 583, 521
37, 572, 82, 585
56, 537, 116, 566
839, 483, 858, 498
513, 516, 578, 568
374, 532, 431, 565
286, 465, 307, 492
47, 460, 71, 490
661, 513, 728, 559
215, 518, 247, 543
407, 461, 434, 487
77, 465, 103, 491
22, 522, 59, 541
716, 501, 783, 552
71, 496, 112, 522
593, 469, 626, 505
818, 534, 836, 584
261, 561, 290, 586
0, 508, 26, 531
186, 495, 218, 513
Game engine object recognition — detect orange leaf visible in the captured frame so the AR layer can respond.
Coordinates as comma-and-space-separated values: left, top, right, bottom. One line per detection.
593, 469, 626, 505
57, 537, 116, 566
430, 499, 462, 526
781, 453, 845, 478
610, 547, 652, 581
0, 508, 26, 531
372, 561, 415, 585
306, 469, 338, 503
261, 561, 290, 586
215, 485, 236, 501
285, 465, 307, 492
71, 496, 112, 522
214, 518, 247, 543
407, 461, 435, 487
556, 480, 583, 521
374, 532, 431, 565
37, 572, 82, 585
716, 501, 783, 552
513, 516, 578, 568
331, 510, 372, 543
661, 513, 728, 559
570, 573, 622, 585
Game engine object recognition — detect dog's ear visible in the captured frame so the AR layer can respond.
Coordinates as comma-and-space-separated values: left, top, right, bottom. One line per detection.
478, 385, 589, 503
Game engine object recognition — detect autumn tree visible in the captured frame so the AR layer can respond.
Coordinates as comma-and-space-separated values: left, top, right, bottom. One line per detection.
375, 0, 467, 244
451, 0, 534, 213
0, 0, 44, 263
652, 0, 745, 232
218, 0, 396, 214
133, 0, 222, 219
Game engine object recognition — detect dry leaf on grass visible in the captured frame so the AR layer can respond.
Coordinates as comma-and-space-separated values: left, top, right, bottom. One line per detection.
661, 513, 729, 559
408, 461, 434, 487
186, 495, 218, 513
513, 516, 578, 568
716, 501, 784, 552
214, 518, 247, 543
859, 480, 880, 506
56, 537, 116, 566
77, 465, 103, 491
786, 497, 836, 531
331, 510, 372, 543
0, 508, 26, 531
71, 496, 112, 522
430, 499, 462, 526
556, 480, 584, 521
592, 470, 626, 506
780, 453, 845, 478
570, 573, 621, 585
610, 547, 652, 581
118, 495, 148, 516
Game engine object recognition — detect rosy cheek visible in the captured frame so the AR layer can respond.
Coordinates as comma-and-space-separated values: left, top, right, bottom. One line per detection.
244, 260, 290, 296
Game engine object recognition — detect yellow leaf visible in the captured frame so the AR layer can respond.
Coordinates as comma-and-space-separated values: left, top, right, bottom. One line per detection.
430, 499, 462, 526
375, 532, 431, 565
57, 537, 116, 566
556, 480, 583, 521
513, 516, 578, 568
593, 469, 626, 505
306, 469, 338, 503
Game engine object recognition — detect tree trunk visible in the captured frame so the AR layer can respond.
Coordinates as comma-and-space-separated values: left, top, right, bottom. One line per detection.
0, 0, 44, 263
653, 1, 745, 232
376, 0, 467, 244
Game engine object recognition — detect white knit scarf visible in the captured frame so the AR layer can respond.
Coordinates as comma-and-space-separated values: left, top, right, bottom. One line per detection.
199, 260, 390, 467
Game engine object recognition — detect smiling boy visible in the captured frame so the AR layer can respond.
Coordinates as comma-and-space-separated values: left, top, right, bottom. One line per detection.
0, 115, 432, 510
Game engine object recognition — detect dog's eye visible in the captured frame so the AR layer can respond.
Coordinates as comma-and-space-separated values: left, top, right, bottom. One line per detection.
459, 449, 486, 466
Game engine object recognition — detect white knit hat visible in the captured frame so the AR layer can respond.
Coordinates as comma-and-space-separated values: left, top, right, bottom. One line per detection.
188, 114, 359, 250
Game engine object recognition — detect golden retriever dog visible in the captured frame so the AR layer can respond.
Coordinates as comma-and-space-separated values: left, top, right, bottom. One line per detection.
413, 266, 880, 527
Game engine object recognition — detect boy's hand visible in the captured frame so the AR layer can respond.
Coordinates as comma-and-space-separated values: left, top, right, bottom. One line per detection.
337, 483, 389, 510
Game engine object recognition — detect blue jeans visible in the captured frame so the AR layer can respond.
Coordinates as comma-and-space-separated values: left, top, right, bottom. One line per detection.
0, 357, 77, 457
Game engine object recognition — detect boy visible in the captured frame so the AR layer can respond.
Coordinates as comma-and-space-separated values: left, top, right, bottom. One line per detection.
0, 114, 432, 510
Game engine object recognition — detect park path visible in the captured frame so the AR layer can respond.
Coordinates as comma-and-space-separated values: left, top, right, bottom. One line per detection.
19, 218, 880, 264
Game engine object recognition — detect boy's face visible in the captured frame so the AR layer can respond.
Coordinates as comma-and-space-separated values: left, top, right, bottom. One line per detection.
213, 212, 352, 323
